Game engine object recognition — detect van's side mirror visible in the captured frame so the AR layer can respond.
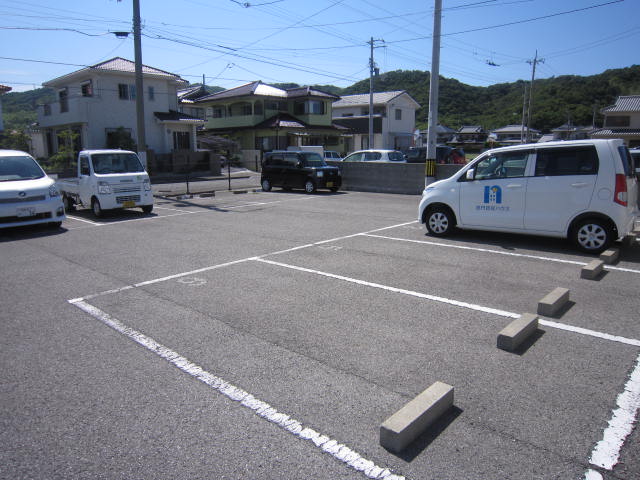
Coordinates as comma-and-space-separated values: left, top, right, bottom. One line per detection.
466, 169, 475, 180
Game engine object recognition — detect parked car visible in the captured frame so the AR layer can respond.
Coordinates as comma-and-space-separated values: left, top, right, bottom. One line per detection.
324, 150, 342, 160
342, 150, 406, 163
418, 139, 638, 253
0, 149, 65, 229
261, 150, 341, 193
405, 146, 466, 164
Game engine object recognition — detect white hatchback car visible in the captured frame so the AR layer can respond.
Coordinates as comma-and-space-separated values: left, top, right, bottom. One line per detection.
418, 139, 638, 253
342, 149, 406, 163
0, 150, 65, 229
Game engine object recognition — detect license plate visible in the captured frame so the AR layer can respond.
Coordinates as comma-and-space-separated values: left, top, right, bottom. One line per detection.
122, 201, 136, 208
17, 207, 36, 218
326, 181, 334, 188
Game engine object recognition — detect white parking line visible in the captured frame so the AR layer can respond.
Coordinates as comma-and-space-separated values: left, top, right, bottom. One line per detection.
254, 258, 640, 348
65, 215, 104, 225
364, 234, 640, 274
587, 351, 640, 474
69, 298, 406, 480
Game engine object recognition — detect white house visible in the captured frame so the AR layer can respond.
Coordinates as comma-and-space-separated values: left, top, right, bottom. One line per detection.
35, 57, 204, 158
332, 91, 420, 151
591, 95, 640, 148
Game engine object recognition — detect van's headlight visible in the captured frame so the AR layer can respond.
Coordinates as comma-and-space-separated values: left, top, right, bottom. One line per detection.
48, 184, 60, 197
143, 179, 151, 191
316, 170, 324, 177
98, 181, 112, 194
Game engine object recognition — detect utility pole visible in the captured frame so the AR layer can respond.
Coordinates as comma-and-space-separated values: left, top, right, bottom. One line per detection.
368, 37, 384, 149
425, 0, 442, 186
133, 0, 146, 166
525, 50, 543, 143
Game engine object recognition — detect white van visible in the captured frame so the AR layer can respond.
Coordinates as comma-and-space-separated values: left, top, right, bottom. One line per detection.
418, 139, 638, 253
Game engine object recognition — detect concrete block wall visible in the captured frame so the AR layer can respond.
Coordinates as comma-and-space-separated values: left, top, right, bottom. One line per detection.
326, 161, 465, 195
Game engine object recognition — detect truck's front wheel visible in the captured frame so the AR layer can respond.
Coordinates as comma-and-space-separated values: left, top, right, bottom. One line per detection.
91, 198, 104, 218
63, 195, 75, 212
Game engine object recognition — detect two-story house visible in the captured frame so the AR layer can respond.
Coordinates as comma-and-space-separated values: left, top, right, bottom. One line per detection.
331, 91, 420, 151
591, 95, 640, 147
448, 125, 488, 150
194, 81, 347, 165
35, 57, 204, 159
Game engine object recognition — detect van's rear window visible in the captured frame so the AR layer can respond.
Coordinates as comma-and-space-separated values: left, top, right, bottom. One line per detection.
534, 146, 599, 176
617, 146, 633, 177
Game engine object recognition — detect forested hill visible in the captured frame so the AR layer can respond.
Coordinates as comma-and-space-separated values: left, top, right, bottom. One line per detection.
338, 65, 640, 132
2, 66, 640, 133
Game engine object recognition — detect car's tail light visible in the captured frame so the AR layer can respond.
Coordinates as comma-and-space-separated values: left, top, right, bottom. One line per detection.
614, 174, 628, 206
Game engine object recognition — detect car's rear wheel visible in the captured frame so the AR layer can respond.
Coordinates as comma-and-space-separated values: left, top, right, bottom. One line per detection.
142, 205, 153, 214
572, 218, 612, 254
425, 206, 455, 236
261, 178, 272, 192
304, 180, 316, 194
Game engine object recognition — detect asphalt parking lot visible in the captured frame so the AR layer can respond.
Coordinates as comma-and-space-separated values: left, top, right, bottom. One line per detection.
2, 188, 639, 480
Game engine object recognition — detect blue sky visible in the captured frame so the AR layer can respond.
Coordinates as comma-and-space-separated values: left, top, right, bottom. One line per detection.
1, 0, 638, 93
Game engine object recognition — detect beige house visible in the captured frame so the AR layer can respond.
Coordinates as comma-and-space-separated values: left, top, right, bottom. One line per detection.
591, 95, 640, 148
332, 91, 420, 151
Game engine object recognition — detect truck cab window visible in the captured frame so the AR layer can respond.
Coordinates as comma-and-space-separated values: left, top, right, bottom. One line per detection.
80, 157, 90, 176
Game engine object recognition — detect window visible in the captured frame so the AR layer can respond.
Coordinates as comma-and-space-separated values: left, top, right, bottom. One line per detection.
604, 116, 630, 127
81, 81, 93, 97
59, 88, 68, 113
212, 107, 225, 118
473, 151, 530, 180
118, 84, 135, 100
364, 152, 382, 161
534, 147, 598, 176
80, 157, 90, 176
254, 101, 263, 115
241, 104, 252, 116
395, 108, 402, 120
173, 131, 190, 150
266, 100, 287, 112
148, 86, 154, 101
44, 104, 51, 116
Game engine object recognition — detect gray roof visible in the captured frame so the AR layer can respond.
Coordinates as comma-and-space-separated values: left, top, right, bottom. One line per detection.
601, 95, 640, 113
332, 91, 419, 108
195, 81, 337, 103
458, 125, 485, 134
590, 128, 640, 137
492, 124, 539, 134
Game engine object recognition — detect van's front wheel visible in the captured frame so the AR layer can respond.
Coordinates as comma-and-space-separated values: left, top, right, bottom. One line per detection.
572, 218, 612, 254
91, 198, 104, 218
425, 206, 455, 236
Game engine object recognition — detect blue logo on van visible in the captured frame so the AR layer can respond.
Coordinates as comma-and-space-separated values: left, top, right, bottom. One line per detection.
483, 185, 502, 204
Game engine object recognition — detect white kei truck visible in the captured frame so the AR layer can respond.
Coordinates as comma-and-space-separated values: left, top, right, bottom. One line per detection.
57, 149, 153, 218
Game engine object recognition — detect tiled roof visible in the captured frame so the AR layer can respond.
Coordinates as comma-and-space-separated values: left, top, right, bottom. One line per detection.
43, 57, 186, 86
458, 125, 485, 133
254, 113, 307, 129
154, 110, 205, 123
195, 81, 338, 103
286, 86, 338, 99
590, 128, 640, 137
91, 57, 181, 79
601, 95, 640, 113
492, 124, 539, 134
332, 91, 408, 108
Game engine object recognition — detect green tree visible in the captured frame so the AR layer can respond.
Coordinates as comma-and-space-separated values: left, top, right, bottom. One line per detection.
106, 126, 136, 151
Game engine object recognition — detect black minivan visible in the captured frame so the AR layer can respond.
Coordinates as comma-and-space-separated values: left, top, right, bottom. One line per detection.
261, 150, 342, 193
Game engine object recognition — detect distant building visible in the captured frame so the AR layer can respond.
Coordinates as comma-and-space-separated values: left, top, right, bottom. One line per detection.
490, 124, 540, 145
448, 125, 487, 150
0, 84, 11, 131
538, 123, 592, 143
332, 91, 420, 151
417, 125, 456, 146
590, 95, 640, 147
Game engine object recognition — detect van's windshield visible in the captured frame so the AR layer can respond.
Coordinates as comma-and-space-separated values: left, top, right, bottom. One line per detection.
300, 153, 327, 167
0, 155, 45, 182
92, 153, 145, 174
